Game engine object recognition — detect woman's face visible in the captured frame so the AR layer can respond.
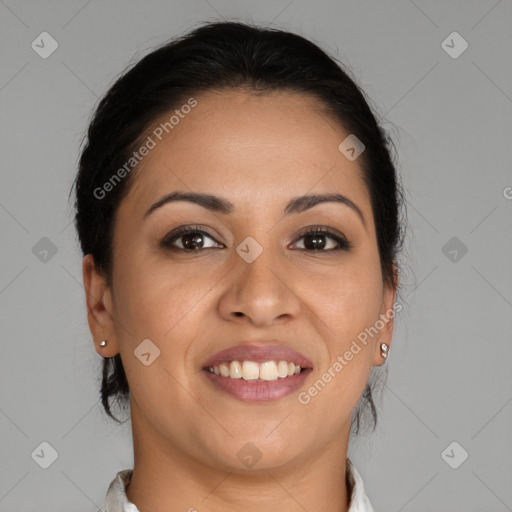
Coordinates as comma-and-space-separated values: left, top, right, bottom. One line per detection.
85, 88, 396, 471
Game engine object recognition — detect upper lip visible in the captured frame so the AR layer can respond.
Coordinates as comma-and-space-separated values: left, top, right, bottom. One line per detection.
202, 341, 313, 369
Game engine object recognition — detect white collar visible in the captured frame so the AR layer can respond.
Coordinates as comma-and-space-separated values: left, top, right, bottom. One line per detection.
100, 458, 374, 512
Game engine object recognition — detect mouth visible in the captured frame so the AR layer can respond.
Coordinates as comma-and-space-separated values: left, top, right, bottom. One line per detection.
201, 342, 313, 402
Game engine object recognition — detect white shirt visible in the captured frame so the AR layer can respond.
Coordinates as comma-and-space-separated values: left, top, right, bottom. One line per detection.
100, 457, 374, 512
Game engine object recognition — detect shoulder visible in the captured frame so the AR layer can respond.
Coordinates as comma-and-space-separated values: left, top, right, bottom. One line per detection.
346, 458, 375, 512
99, 469, 139, 512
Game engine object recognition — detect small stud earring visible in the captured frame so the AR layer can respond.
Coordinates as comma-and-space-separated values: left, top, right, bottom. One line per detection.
380, 343, 389, 359
99, 340, 107, 347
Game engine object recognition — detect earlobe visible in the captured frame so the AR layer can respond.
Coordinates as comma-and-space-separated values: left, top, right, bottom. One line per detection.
373, 276, 398, 366
82, 254, 119, 356
374, 337, 392, 367
380, 343, 389, 362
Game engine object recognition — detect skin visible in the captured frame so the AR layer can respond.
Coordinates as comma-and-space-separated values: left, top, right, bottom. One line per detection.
83, 88, 397, 512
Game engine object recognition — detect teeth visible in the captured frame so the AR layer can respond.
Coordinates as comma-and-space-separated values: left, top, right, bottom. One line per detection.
229, 361, 242, 379
242, 361, 259, 380
260, 361, 278, 381
207, 360, 303, 380
277, 360, 289, 378
219, 362, 230, 377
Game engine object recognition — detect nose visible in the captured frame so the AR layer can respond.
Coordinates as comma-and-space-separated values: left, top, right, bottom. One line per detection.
217, 247, 302, 327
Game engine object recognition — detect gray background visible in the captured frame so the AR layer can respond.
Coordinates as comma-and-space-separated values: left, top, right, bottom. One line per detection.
1, 0, 511, 510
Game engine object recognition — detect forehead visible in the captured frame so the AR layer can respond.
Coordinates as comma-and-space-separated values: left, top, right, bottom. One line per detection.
123, 88, 371, 220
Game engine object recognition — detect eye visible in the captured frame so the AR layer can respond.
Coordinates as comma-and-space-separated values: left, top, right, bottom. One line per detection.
160, 225, 224, 251
160, 224, 352, 253
291, 226, 352, 252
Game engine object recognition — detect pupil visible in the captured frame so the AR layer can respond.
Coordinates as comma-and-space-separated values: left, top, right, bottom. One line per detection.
304, 233, 325, 250
183, 232, 203, 250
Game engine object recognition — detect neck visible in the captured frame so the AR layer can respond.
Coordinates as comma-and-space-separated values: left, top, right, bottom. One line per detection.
125, 402, 351, 512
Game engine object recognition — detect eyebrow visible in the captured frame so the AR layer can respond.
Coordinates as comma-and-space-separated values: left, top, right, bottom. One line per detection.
144, 190, 366, 229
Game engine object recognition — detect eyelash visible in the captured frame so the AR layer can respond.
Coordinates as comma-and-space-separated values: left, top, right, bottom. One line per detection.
160, 224, 352, 253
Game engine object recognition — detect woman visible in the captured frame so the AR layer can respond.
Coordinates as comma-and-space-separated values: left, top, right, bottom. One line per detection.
73, 20, 406, 512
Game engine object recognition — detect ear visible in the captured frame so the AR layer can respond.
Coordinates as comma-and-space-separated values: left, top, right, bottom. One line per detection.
82, 254, 119, 357
372, 267, 399, 366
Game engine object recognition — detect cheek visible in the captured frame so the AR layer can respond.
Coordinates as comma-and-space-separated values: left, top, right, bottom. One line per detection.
308, 259, 382, 418
111, 260, 208, 408
114, 259, 207, 340
306, 257, 384, 347
112, 231, 188, 327
299, 269, 381, 429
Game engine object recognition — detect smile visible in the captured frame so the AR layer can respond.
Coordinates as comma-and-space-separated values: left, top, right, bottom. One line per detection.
206, 360, 303, 380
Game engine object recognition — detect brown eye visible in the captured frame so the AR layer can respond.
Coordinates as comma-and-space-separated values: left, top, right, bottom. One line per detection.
160, 225, 351, 253
291, 227, 352, 252
161, 226, 223, 251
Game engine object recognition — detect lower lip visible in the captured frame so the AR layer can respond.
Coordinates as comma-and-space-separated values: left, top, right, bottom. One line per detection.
202, 369, 312, 402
